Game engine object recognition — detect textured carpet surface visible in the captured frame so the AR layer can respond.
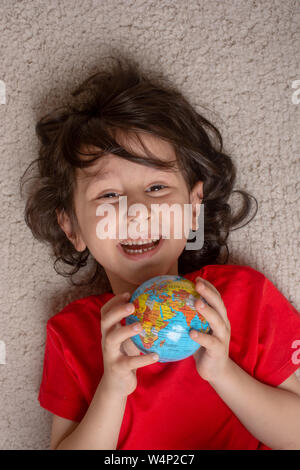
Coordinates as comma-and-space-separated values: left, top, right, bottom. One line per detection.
0, 0, 299, 450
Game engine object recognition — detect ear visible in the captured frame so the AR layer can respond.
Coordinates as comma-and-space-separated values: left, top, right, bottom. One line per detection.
190, 181, 204, 231
56, 208, 86, 252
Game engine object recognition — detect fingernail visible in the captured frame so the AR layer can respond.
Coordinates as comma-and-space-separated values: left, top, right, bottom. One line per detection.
190, 330, 198, 338
133, 322, 142, 331
126, 303, 134, 312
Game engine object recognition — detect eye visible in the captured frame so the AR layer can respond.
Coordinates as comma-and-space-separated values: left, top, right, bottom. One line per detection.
146, 184, 168, 192
97, 192, 120, 199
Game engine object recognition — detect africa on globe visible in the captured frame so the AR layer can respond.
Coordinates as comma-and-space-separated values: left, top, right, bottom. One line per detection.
125, 275, 211, 363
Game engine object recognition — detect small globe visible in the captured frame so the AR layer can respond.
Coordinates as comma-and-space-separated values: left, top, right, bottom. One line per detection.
125, 275, 211, 363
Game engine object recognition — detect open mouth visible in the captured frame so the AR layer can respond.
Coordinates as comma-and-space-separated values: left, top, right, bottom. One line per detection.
120, 238, 160, 254
117, 236, 164, 260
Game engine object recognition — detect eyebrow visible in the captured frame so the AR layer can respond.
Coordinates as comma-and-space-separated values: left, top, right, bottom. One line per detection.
83, 169, 115, 191
83, 165, 178, 195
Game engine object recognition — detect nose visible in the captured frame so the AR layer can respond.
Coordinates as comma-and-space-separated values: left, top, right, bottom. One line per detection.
127, 194, 152, 224
119, 194, 153, 236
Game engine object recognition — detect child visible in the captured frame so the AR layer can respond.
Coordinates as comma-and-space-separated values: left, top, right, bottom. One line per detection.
20, 57, 300, 450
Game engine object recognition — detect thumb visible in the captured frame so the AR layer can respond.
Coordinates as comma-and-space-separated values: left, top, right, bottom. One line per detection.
121, 337, 142, 357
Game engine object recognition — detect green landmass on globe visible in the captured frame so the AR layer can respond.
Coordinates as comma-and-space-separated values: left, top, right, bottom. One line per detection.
125, 275, 211, 363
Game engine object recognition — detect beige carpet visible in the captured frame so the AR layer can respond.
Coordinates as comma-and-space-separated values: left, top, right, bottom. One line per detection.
0, 0, 299, 450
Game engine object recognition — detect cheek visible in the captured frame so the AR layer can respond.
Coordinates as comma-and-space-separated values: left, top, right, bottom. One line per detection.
161, 201, 192, 241
74, 206, 112, 250
92, 203, 121, 241
82, 213, 101, 241
88, 238, 117, 267
166, 236, 187, 260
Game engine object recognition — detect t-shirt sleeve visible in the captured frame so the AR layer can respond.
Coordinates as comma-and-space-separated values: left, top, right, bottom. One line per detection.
38, 322, 89, 422
253, 273, 300, 387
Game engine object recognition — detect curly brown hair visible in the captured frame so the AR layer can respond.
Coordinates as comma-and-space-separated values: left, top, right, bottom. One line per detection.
19, 55, 258, 289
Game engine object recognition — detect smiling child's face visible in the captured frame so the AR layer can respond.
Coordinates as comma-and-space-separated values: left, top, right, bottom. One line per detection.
57, 131, 203, 295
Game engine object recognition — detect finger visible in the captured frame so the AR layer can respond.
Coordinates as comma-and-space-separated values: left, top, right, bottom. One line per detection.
121, 351, 159, 370
100, 291, 130, 317
101, 298, 135, 331
195, 277, 220, 297
194, 299, 229, 341
105, 322, 142, 353
189, 329, 221, 351
194, 278, 229, 326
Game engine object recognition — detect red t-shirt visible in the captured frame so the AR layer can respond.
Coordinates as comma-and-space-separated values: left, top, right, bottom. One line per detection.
38, 264, 300, 450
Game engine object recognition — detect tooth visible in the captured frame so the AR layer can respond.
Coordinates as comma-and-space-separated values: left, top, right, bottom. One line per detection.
121, 237, 160, 246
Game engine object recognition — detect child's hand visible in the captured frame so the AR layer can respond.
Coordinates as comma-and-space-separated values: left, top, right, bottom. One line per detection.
189, 277, 231, 383
100, 293, 159, 398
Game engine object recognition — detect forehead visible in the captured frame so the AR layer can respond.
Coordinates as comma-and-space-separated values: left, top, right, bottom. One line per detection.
76, 131, 179, 188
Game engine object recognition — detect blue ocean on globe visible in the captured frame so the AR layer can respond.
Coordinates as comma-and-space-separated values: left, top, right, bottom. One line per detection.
125, 275, 210, 363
